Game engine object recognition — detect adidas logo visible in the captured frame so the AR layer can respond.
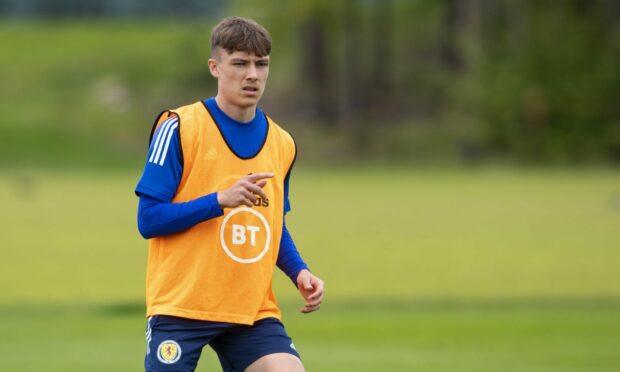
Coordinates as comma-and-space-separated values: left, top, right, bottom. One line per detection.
204, 147, 218, 159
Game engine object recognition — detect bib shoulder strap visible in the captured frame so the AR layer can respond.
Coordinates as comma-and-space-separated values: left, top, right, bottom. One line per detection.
148, 110, 177, 146
265, 115, 297, 175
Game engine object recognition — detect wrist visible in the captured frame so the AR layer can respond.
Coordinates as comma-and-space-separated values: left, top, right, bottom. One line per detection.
295, 268, 311, 284
216, 192, 225, 208
205, 193, 225, 216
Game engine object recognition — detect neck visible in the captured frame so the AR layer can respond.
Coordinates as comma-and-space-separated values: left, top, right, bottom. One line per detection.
214, 96, 256, 123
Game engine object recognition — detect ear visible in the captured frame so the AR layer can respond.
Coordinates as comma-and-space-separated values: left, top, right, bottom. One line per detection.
208, 58, 219, 79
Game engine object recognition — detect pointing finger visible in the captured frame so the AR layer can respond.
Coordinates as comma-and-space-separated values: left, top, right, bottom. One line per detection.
246, 172, 274, 183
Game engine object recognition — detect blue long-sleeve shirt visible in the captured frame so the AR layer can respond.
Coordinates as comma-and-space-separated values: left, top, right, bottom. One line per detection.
135, 97, 308, 284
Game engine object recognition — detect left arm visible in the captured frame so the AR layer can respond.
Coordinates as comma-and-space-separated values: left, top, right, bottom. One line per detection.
276, 221, 308, 284
277, 222, 324, 313
277, 165, 324, 313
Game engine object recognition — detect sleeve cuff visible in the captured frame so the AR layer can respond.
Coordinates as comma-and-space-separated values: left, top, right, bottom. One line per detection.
202, 192, 224, 218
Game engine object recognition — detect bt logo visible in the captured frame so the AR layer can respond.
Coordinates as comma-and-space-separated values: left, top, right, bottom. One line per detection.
232, 224, 261, 246
220, 207, 271, 264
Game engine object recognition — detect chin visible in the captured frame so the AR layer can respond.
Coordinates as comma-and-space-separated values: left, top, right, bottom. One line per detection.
237, 96, 261, 107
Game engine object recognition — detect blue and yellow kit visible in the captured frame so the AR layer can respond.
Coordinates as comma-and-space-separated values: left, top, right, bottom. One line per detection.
145, 101, 296, 325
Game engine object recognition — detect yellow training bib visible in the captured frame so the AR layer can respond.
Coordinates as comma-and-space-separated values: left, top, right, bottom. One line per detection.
144, 101, 296, 325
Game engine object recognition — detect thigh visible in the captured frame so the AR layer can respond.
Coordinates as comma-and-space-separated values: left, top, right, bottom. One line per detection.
210, 318, 302, 372
245, 353, 305, 372
145, 315, 228, 372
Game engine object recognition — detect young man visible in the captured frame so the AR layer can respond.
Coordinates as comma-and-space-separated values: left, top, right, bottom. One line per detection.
135, 17, 324, 372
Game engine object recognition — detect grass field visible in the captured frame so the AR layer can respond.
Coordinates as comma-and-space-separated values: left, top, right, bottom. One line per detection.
2, 301, 619, 371
1, 167, 620, 371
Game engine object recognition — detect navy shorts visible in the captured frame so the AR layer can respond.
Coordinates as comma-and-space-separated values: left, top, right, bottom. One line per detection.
145, 315, 300, 372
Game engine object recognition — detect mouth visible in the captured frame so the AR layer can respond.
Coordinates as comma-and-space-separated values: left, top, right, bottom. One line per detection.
242, 86, 259, 93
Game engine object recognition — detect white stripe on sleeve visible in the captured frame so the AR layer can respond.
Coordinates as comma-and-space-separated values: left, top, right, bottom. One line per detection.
158, 123, 179, 166
152, 117, 177, 165
148, 117, 175, 163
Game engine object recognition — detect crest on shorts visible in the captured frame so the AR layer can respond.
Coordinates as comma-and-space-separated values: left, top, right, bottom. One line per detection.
157, 340, 181, 364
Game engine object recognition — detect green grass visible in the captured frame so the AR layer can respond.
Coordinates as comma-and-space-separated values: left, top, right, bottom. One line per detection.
1, 167, 620, 370
1, 301, 619, 371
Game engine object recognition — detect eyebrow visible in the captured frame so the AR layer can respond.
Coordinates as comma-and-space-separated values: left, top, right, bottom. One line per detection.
230, 58, 269, 63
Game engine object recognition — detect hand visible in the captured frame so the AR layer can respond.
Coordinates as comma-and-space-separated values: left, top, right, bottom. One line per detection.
296, 269, 324, 313
217, 172, 274, 209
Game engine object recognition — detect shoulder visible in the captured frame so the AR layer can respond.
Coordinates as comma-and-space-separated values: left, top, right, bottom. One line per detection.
264, 113, 297, 169
149, 111, 179, 145
264, 113, 295, 148
171, 101, 205, 116
147, 101, 204, 162
166, 101, 206, 129
161, 101, 207, 142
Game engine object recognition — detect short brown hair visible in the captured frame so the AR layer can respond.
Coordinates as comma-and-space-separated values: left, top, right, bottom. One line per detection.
210, 17, 271, 57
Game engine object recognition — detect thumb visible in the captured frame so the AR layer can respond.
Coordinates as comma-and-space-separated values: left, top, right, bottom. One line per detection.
303, 277, 313, 291
298, 273, 313, 290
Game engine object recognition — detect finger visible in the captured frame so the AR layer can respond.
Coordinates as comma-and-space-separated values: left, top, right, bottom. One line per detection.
240, 196, 254, 207
301, 304, 321, 313
245, 183, 268, 200
305, 280, 323, 299
241, 189, 257, 203
308, 289, 323, 301
308, 278, 325, 298
255, 180, 267, 188
307, 289, 323, 303
246, 172, 274, 183
305, 296, 323, 307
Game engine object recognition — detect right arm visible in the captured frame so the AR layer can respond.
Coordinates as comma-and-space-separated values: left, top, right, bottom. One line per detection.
136, 116, 222, 238
135, 115, 273, 238
137, 193, 222, 239
137, 173, 274, 239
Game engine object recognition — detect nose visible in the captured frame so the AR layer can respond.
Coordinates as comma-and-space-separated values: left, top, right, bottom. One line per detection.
246, 64, 258, 81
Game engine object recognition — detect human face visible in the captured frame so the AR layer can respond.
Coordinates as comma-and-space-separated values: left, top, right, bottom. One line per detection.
208, 49, 270, 112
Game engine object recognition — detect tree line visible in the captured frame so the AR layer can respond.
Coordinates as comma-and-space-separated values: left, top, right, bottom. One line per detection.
237, 0, 620, 163
3, 0, 620, 164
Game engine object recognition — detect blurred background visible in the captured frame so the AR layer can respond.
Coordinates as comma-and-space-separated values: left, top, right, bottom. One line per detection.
1, 0, 619, 371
